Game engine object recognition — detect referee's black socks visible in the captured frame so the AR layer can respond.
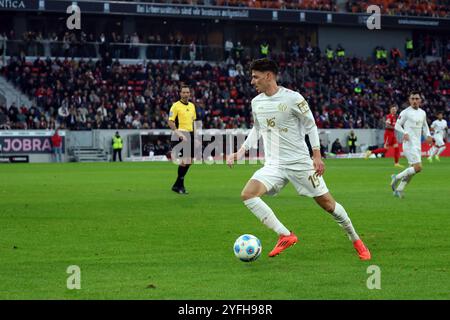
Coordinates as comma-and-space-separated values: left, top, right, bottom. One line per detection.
174, 164, 191, 188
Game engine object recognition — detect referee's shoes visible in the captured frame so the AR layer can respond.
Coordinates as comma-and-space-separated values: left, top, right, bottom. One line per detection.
172, 186, 189, 195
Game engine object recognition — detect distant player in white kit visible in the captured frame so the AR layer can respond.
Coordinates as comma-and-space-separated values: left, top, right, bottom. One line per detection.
391, 92, 433, 198
427, 111, 447, 162
227, 59, 370, 260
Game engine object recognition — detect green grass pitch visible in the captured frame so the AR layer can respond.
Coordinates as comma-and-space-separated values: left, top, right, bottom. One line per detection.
0, 159, 449, 299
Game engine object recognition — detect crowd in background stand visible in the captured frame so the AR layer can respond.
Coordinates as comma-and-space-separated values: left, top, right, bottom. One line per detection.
1, 39, 448, 134
347, 0, 449, 18
0, 30, 211, 61
106, 0, 449, 17
110, 0, 338, 11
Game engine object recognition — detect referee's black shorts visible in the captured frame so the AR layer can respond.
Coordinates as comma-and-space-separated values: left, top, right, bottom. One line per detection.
171, 131, 195, 160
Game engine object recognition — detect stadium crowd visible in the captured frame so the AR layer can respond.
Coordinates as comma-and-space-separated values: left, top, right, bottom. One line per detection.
104, 0, 449, 17
2, 26, 448, 62
1, 29, 212, 61
1, 42, 448, 131
112, 0, 338, 11
347, 0, 449, 18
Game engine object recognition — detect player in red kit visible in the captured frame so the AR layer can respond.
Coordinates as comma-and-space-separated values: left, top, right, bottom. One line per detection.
365, 105, 404, 168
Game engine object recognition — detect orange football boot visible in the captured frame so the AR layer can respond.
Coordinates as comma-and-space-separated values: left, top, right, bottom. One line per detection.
268, 232, 298, 257
353, 239, 371, 260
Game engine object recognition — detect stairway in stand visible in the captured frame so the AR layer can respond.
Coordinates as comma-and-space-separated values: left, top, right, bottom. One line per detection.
70, 147, 108, 162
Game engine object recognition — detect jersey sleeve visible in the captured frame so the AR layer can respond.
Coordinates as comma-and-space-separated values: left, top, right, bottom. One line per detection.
385, 117, 390, 126
291, 93, 320, 150
422, 114, 431, 138
395, 110, 407, 135
242, 102, 261, 151
431, 121, 437, 130
242, 126, 260, 151
386, 115, 394, 127
168, 104, 178, 122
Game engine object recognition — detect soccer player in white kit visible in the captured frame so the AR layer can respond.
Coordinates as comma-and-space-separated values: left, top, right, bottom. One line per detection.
226, 59, 371, 260
391, 92, 433, 198
427, 111, 448, 162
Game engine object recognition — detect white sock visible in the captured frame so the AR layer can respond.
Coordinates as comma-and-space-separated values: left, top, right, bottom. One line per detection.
396, 181, 406, 191
396, 175, 412, 192
437, 146, 446, 156
244, 197, 290, 236
331, 202, 360, 242
396, 167, 416, 180
428, 147, 436, 157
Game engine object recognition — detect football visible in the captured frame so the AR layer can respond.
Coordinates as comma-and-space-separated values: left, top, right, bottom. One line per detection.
233, 234, 262, 262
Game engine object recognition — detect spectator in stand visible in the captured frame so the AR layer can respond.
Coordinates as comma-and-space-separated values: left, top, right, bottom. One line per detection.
50, 128, 63, 162
58, 104, 69, 126
390, 47, 402, 63
347, 130, 358, 153
320, 140, 327, 158
347, 0, 449, 18
233, 41, 244, 63
331, 138, 344, 154
0, 104, 9, 129
405, 38, 414, 59
98, 33, 107, 57
131, 32, 140, 59
260, 40, 270, 58
189, 40, 196, 61
112, 131, 123, 162
224, 38, 234, 59
336, 44, 346, 59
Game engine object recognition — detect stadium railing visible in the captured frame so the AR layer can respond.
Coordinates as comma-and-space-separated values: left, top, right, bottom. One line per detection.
3, 40, 226, 61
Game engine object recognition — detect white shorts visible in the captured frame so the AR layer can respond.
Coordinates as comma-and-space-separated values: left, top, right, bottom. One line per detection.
250, 165, 329, 198
433, 134, 445, 147
403, 145, 422, 165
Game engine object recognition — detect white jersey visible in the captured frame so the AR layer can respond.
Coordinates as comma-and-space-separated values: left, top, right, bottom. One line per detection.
242, 87, 319, 170
395, 106, 431, 149
431, 119, 448, 137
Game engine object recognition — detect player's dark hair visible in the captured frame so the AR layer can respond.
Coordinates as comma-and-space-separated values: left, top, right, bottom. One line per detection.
409, 90, 421, 97
250, 59, 278, 75
180, 85, 190, 91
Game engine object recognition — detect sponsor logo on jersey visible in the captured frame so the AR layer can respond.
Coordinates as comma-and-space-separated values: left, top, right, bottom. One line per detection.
277, 103, 288, 112
296, 100, 310, 113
